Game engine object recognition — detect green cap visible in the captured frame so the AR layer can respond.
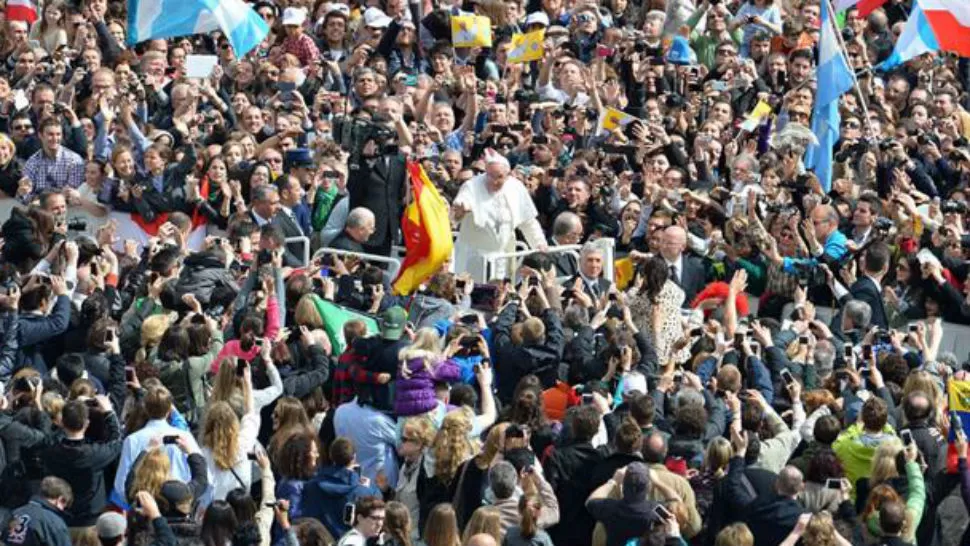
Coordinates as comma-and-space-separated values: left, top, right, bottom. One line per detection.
380, 306, 407, 340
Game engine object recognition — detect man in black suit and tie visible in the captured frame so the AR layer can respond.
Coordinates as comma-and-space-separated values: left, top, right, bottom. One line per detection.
549, 211, 583, 278
347, 135, 406, 257
563, 243, 613, 300
832, 242, 890, 330
275, 175, 310, 266
249, 184, 303, 268
660, 225, 707, 306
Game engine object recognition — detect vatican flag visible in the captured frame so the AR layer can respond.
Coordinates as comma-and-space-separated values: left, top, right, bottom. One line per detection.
509, 29, 545, 63
452, 15, 492, 48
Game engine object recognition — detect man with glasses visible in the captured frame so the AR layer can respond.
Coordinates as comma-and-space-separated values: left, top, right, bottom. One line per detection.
336, 497, 385, 546
782, 204, 848, 279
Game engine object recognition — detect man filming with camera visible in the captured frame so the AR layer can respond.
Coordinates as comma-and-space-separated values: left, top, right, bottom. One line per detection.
346, 114, 406, 258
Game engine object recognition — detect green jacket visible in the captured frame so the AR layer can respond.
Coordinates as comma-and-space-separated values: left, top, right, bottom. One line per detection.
832, 423, 898, 500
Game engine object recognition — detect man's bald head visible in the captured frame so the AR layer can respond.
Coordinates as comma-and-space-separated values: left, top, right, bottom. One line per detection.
642, 433, 668, 463
465, 534, 498, 546
660, 225, 687, 261
776, 466, 804, 497
810, 204, 839, 240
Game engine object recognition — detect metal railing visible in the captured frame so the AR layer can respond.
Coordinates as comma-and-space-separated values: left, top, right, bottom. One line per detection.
480, 238, 616, 284
312, 247, 403, 279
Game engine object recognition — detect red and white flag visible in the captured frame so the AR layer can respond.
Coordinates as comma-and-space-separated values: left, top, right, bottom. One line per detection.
834, 0, 888, 17
6, 0, 38, 24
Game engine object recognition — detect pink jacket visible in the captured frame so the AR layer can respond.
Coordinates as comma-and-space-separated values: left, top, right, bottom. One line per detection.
211, 297, 281, 374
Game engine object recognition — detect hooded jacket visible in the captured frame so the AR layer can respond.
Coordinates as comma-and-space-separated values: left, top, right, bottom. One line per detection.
406, 294, 457, 329
543, 442, 605, 546
173, 252, 238, 308
305, 466, 381, 539
1, 497, 71, 546
393, 351, 461, 417
16, 296, 71, 377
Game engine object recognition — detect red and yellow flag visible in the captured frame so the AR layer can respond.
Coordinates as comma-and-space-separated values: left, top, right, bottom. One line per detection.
392, 161, 454, 295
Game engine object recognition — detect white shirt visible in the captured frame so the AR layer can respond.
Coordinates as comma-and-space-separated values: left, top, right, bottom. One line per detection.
200, 412, 261, 507
665, 254, 684, 284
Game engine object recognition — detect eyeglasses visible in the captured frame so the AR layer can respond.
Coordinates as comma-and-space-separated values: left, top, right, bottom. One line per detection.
220, 43, 231, 50
716, 48, 736, 56
12, 124, 32, 131
266, 157, 283, 164
842, 121, 860, 129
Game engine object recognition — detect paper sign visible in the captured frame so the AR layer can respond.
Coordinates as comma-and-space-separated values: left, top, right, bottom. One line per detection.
12, 90, 28, 112
184, 55, 219, 79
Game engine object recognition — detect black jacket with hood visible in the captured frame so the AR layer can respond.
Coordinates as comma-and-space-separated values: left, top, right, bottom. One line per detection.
493, 302, 566, 404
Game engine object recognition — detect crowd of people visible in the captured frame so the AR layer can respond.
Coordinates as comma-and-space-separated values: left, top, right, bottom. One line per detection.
0, 0, 969, 545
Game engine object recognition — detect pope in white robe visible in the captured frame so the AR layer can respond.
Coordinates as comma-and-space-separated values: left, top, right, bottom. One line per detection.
451, 150, 546, 280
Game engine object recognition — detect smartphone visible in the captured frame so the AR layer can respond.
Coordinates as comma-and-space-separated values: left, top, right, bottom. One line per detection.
342, 503, 356, 526
835, 369, 849, 380
908, 324, 918, 333
858, 366, 871, 377
104, 329, 115, 343
690, 327, 703, 337
236, 360, 248, 377
510, 122, 526, 131
596, 44, 615, 58
862, 345, 872, 360
264, 502, 279, 508
799, 335, 809, 345
843, 344, 853, 359
125, 367, 136, 382
455, 279, 466, 290
582, 393, 594, 405
528, 276, 539, 287
781, 369, 795, 386
247, 452, 258, 461
163, 435, 179, 445
734, 332, 745, 349
673, 371, 684, 385
654, 504, 673, 520
825, 478, 844, 490
901, 429, 913, 446
351, 464, 361, 475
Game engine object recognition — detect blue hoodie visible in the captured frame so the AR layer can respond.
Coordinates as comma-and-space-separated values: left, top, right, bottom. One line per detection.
304, 466, 381, 539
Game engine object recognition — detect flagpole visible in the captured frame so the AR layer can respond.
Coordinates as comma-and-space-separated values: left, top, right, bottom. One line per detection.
823, 0, 875, 137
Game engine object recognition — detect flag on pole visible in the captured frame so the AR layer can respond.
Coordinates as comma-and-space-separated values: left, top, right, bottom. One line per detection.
739, 100, 773, 132
879, 0, 970, 70
614, 257, 635, 290
946, 380, 970, 472
127, 0, 270, 58
451, 14, 492, 47
5, 0, 37, 23
597, 107, 638, 135
508, 29, 545, 63
834, 0, 888, 16
804, 0, 854, 193
392, 162, 454, 295
310, 295, 379, 355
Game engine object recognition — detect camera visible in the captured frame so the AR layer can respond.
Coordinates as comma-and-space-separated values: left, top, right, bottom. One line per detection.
872, 217, 894, 232
792, 262, 827, 288
942, 200, 967, 214
66, 217, 87, 231
331, 115, 397, 154
513, 89, 539, 103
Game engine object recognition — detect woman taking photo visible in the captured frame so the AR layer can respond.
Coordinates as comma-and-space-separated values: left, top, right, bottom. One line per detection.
419, 410, 477, 529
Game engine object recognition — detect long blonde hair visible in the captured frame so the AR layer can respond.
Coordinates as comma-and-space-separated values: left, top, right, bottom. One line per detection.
0, 134, 15, 166
399, 328, 443, 379
703, 437, 733, 478
210, 358, 251, 414
201, 401, 240, 470
462, 506, 502, 545
432, 409, 476, 483
129, 447, 171, 501
869, 440, 904, 488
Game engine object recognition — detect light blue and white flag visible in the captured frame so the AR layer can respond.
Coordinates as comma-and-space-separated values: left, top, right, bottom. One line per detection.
877, 0, 940, 71
127, 0, 269, 58
804, 0, 855, 193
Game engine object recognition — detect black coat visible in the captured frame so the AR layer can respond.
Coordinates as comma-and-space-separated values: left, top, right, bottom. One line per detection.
41, 412, 123, 526
172, 252, 239, 308
543, 442, 606, 546
492, 303, 565, 404
672, 254, 708, 306
1, 208, 46, 274
744, 494, 807, 546
1, 496, 71, 546
347, 154, 406, 256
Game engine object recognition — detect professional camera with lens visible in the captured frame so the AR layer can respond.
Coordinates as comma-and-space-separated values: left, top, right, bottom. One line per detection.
66, 217, 87, 231
331, 116, 397, 154
792, 262, 827, 288
873, 217, 894, 232
942, 200, 967, 215
513, 89, 539, 104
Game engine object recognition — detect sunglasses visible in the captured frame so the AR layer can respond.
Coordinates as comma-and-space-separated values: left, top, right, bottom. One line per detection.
12, 124, 32, 131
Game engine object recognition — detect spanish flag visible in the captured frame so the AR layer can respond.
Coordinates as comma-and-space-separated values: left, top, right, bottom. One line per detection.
451, 15, 492, 48
392, 162, 455, 295
509, 29, 545, 63
946, 380, 970, 472
739, 100, 773, 132
615, 256, 635, 290
597, 107, 637, 135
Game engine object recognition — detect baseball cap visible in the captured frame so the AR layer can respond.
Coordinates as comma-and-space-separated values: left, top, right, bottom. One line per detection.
282, 7, 307, 26
321, 2, 350, 17
96, 512, 127, 539
524, 11, 550, 27
363, 7, 393, 28
380, 306, 407, 340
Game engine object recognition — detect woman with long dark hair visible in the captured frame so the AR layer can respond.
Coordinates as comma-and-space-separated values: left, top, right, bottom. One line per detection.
626, 256, 687, 366
201, 500, 239, 546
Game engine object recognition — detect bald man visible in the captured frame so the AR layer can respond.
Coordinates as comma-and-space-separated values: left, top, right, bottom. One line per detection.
659, 225, 708, 304
464, 534, 498, 546
781, 204, 848, 277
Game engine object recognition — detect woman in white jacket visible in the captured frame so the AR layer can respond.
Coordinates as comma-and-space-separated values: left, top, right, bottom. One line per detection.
200, 368, 261, 506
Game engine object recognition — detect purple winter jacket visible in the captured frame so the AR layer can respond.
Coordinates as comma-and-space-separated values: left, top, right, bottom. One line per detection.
393, 352, 461, 417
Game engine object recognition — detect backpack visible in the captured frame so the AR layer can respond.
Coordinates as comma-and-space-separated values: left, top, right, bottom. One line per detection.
156, 358, 197, 425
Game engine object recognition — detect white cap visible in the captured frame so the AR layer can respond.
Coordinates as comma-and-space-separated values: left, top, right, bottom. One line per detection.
321, 2, 350, 17
363, 7, 393, 28
622, 372, 647, 397
281, 7, 307, 26
524, 11, 550, 27
483, 148, 510, 170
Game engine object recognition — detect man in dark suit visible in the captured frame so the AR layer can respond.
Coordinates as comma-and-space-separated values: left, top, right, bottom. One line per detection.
275, 174, 310, 266
562, 243, 612, 300
330, 207, 376, 253
549, 211, 582, 278
249, 184, 303, 268
833, 242, 890, 330
347, 137, 406, 257
660, 225, 707, 306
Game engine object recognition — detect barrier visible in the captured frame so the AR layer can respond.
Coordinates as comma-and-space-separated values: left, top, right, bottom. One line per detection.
285, 236, 311, 267
481, 238, 616, 284
311, 247, 403, 280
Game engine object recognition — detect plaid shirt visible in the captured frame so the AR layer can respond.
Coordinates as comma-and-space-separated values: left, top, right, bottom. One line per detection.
280, 33, 320, 66
23, 146, 85, 195
331, 350, 383, 406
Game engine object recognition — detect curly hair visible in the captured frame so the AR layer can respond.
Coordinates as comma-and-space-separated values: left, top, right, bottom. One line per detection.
201, 401, 240, 471
274, 431, 319, 480
432, 409, 476, 483
129, 447, 170, 501
802, 512, 839, 546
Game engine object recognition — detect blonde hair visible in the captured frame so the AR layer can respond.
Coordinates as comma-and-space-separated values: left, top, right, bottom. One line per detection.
432, 409, 476, 483
703, 437, 732, 478
294, 295, 324, 328
210, 358, 251, 413
869, 440, 904, 488
474, 422, 510, 469
715, 523, 754, 546
401, 416, 436, 447
129, 447, 171, 501
803, 512, 839, 546
461, 506, 502, 545
136, 314, 173, 365
201, 401, 240, 470
902, 372, 943, 424
0, 134, 15, 165
399, 328, 442, 379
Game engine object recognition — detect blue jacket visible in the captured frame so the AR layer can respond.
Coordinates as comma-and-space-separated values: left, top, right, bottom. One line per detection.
782, 230, 848, 275
2, 497, 71, 546
15, 296, 71, 378
305, 466, 381, 539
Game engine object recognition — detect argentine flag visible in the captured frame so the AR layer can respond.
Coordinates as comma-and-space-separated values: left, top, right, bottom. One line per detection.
128, 0, 269, 58
878, 0, 939, 70
804, 0, 854, 193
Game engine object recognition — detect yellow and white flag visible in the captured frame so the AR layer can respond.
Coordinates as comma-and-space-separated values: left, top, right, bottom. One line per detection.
739, 100, 773, 132
508, 29, 545, 63
597, 107, 637, 135
451, 15, 492, 48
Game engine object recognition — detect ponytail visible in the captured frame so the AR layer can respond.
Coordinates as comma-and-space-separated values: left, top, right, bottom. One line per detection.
518, 494, 540, 538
